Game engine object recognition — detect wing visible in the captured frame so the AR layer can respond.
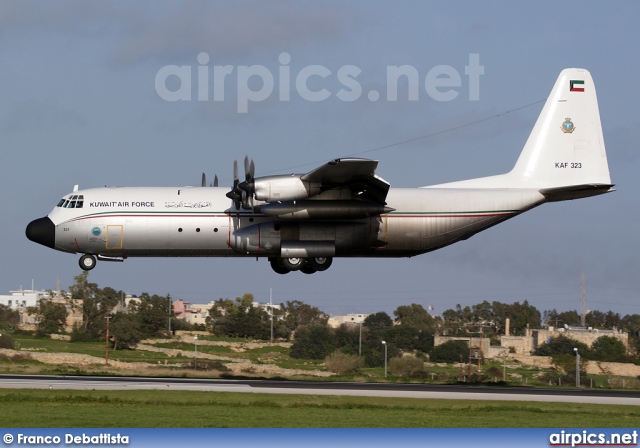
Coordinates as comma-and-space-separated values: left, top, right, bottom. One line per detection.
300, 158, 390, 204
241, 157, 393, 219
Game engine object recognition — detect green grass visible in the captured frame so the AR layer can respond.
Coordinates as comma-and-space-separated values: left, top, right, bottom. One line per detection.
15, 335, 189, 364
0, 389, 638, 427
155, 342, 237, 356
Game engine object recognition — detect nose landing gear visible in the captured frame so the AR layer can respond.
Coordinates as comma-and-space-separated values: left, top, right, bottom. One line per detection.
79, 254, 96, 271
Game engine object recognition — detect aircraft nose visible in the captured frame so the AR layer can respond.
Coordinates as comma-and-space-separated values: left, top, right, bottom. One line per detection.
26, 216, 55, 249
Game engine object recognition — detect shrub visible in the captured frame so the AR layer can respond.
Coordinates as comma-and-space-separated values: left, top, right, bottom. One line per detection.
0, 334, 15, 349
486, 365, 503, 379
590, 336, 628, 362
325, 351, 364, 374
390, 356, 424, 377
191, 359, 230, 372
290, 323, 334, 359
0, 352, 32, 362
533, 335, 589, 357
430, 340, 469, 363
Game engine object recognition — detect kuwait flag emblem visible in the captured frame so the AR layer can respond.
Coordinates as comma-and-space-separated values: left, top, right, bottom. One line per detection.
570, 80, 585, 92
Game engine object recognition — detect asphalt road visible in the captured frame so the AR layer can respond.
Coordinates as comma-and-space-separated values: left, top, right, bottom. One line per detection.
1, 374, 638, 405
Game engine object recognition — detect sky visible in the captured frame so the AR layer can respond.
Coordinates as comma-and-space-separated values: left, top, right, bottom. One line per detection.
3, 1, 639, 320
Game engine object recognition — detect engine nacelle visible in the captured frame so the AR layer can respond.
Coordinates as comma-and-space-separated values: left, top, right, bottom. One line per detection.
229, 222, 281, 255
261, 200, 394, 220
229, 221, 373, 256
253, 175, 321, 203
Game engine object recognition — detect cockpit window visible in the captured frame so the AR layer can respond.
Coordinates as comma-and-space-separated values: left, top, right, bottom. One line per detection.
58, 195, 84, 208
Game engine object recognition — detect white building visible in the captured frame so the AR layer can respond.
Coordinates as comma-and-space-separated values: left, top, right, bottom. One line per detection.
183, 302, 216, 326
252, 301, 282, 314
327, 313, 369, 328
0, 288, 52, 310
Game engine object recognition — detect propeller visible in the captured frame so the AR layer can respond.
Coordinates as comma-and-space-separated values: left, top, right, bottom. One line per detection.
238, 156, 256, 210
226, 156, 257, 210
202, 173, 219, 187
225, 159, 242, 210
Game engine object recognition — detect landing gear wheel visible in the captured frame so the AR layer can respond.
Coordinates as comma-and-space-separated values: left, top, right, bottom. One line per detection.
269, 257, 289, 275
79, 254, 97, 271
281, 257, 305, 271
300, 265, 317, 275
307, 257, 332, 272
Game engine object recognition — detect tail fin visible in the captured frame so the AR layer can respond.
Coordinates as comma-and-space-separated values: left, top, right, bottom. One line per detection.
510, 68, 612, 196
430, 68, 613, 199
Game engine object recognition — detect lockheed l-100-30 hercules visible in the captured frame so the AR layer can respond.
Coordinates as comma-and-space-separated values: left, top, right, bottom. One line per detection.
26, 68, 613, 274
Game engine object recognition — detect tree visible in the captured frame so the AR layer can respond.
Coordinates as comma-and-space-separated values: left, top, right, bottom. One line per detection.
282, 300, 328, 332
134, 293, 171, 338
214, 303, 270, 339
508, 300, 541, 335
0, 304, 19, 335
430, 340, 469, 363
544, 309, 581, 328
590, 336, 628, 362
28, 300, 68, 337
385, 325, 420, 351
110, 313, 143, 350
290, 323, 335, 359
393, 303, 435, 332
363, 312, 393, 329
532, 335, 590, 357
360, 334, 401, 367
69, 272, 121, 340
0, 333, 15, 349
620, 314, 640, 353
333, 324, 361, 355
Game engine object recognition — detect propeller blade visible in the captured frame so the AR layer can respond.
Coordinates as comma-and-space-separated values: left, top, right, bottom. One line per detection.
233, 160, 239, 185
244, 156, 250, 179
225, 160, 241, 209
213, 175, 218, 187
201, 173, 206, 187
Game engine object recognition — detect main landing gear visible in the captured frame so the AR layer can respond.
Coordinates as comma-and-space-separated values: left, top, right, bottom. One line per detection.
269, 257, 333, 275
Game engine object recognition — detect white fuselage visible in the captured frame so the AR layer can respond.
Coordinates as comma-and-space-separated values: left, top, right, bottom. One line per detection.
45, 185, 546, 259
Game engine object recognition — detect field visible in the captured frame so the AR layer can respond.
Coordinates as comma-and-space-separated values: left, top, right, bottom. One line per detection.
1, 389, 639, 428
3, 333, 640, 428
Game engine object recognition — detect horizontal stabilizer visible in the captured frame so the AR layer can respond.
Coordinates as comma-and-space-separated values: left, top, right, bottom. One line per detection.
539, 184, 615, 202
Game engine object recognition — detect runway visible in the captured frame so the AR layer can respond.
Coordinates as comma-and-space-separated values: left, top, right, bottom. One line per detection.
0, 374, 638, 405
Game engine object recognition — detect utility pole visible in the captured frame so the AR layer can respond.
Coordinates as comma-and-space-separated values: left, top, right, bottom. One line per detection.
580, 272, 586, 327
574, 348, 581, 387
269, 288, 273, 344
168, 293, 172, 334
105, 314, 110, 366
